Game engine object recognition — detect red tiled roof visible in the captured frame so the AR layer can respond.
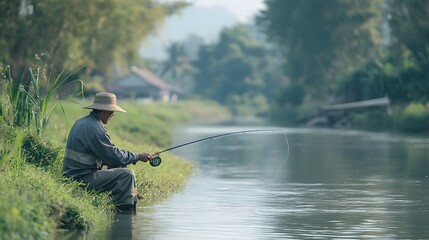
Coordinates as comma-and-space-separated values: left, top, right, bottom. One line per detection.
131, 66, 179, 92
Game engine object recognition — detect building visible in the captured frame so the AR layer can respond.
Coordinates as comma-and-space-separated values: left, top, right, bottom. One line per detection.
107, 66, 183, 102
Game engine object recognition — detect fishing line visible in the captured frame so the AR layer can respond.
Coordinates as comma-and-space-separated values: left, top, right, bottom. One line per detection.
149, 129, 290, 174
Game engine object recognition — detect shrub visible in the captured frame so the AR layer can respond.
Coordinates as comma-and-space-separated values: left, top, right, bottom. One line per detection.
350, 110, 392, 130
394, 102, 429, 132
21, 134, 63, 175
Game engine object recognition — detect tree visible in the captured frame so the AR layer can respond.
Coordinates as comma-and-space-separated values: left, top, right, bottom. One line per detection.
389, 0, 429, 103
257, 0, 383, 102
0, 0, 189, 76
388, 0, 429, 71
159, 42, 197, 90
192, 24, 284, 114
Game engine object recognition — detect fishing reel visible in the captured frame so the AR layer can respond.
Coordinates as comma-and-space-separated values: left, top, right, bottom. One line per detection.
150, 155, 162, 167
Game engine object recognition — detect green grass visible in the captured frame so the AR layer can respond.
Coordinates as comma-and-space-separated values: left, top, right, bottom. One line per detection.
0, 124, 112, 239
132, 153, 196, 205
0, 98, 229, 239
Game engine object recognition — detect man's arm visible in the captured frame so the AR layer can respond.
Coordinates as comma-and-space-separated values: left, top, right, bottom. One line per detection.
90, 129, 140, 166
102, 153, 152, 169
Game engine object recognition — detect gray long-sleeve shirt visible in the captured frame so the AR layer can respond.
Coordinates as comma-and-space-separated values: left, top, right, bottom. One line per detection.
63, 112, 139, 179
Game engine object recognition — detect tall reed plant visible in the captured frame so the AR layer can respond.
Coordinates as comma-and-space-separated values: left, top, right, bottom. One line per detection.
1, 65, 84, 137
2, 65, 33, 128
24, 67, 84, 136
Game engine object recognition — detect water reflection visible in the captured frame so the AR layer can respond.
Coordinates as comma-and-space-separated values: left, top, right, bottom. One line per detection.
110, 213, 136, 240
134, 126, 429, 239
59, 212, 136, 240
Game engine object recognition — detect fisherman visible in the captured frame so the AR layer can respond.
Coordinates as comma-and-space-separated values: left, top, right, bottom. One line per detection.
63, 92, 152, 212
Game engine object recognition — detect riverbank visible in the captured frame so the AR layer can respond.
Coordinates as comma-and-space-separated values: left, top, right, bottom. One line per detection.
0, 100, 230, 239
271, 101, 429, 134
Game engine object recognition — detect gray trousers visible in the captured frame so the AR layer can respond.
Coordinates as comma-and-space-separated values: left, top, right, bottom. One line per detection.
81, 168, 138, 206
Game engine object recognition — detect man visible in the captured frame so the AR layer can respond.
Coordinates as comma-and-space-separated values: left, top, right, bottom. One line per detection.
63, 92, 152, 212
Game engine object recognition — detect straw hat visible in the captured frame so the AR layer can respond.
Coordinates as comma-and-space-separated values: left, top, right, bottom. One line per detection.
83, 92, 126, 112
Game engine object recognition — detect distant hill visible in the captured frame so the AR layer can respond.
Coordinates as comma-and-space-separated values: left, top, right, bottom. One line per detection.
139, 5, 239, 60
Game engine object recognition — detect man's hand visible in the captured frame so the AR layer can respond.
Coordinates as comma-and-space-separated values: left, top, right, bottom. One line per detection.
138, 153, 152, 162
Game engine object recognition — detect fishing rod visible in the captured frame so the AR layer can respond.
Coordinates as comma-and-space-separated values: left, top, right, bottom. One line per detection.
149, 129, 286, 167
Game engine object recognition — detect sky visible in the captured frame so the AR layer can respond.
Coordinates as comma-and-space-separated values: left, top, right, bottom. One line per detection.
187, 0, 265, 22
140, 0, 266, 60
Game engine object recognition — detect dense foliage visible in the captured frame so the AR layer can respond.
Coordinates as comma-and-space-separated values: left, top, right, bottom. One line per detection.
257, 0, 383, 101
389, 0, 429, 70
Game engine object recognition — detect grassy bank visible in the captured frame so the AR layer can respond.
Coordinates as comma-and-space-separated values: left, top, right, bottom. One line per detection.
0, 99, 230, 239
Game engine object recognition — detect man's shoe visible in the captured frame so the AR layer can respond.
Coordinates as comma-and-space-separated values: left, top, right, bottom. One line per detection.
115, 204, 135, 213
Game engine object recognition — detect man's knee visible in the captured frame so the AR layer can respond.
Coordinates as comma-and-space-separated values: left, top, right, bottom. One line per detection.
121, 168, 135, 176
116, 168, 135, 180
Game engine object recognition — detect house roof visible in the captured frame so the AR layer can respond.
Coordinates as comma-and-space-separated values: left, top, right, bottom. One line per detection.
130, 66, 179, 92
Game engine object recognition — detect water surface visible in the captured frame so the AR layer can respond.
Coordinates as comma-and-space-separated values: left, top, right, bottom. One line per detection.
127, 126, 429, 239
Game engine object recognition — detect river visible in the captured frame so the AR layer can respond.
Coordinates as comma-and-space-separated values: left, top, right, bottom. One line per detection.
111, 125, 429, 239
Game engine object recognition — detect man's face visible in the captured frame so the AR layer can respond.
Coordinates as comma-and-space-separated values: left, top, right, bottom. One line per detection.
100, 111, 115, 124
